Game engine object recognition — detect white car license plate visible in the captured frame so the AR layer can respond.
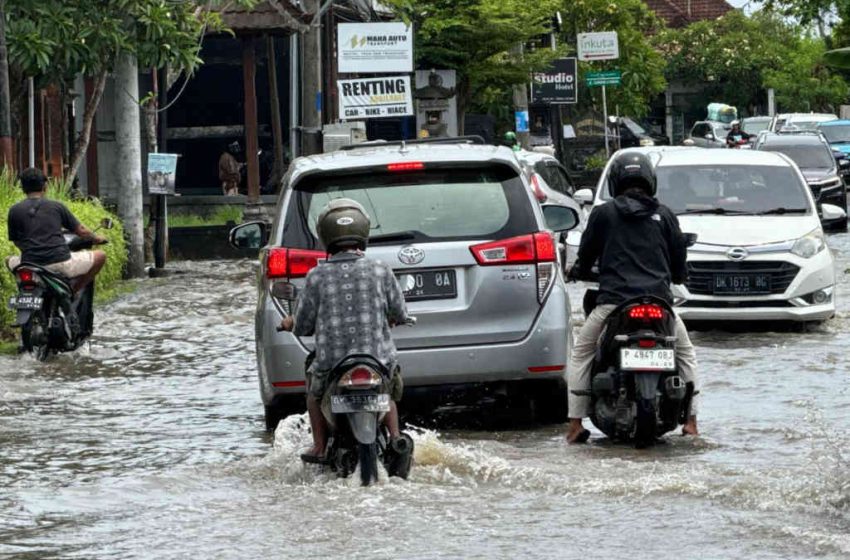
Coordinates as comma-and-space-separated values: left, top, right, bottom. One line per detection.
8, 295, 43, 310
330, 393, 390, 414
620, 348, 675, 371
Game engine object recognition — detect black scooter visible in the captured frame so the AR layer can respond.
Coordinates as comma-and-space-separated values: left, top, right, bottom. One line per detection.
7, 218, 112, 361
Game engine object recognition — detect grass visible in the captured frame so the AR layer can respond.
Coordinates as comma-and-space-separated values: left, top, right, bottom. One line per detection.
167, 205, 243, 228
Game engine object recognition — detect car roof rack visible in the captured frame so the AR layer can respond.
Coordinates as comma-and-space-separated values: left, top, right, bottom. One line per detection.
339, 135, 487, 151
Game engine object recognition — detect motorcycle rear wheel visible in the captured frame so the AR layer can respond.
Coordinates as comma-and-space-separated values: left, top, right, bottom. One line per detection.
634, 398, 657, 449
23, 311, 52, 362
358, 442, 378, 486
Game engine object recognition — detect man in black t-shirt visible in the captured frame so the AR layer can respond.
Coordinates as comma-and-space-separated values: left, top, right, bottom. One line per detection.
6, 168, 107, 292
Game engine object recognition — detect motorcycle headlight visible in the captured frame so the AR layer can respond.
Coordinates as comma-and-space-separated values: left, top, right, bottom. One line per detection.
791, 231, 826, 258
639, 138, 655, 147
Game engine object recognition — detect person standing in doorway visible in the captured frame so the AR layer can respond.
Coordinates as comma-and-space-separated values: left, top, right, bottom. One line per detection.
219, 141, 244, 196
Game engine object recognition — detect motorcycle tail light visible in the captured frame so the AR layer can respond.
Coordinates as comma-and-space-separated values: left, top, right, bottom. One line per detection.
338, 366, 382, 388
627, 304, 665, 320
17, 269, 34, 283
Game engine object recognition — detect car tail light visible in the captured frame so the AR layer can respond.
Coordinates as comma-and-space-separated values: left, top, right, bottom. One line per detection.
638, 339, 657, 348
470, 232, 555, 266
265, 248, 326, 279
470, 232, 557, 302
338, 366, 382, 388
530, 174, 547, 202
628, 304, 665, 320
387, 161, 424, 172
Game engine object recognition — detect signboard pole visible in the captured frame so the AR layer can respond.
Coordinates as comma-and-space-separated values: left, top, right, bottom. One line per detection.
602, 84, 609, 157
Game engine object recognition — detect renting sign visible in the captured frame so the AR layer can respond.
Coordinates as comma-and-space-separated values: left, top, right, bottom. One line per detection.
338, 76, 414, 119
530, 58, 577, 104
577, 32, 619, 61
337, 22, 413, 73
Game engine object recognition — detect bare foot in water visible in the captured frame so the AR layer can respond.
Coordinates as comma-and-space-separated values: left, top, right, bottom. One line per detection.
566, 419, 591, 444
682, 416, 699, 436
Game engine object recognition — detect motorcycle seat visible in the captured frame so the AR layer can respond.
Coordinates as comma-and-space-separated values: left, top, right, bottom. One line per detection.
14, 262, 74, 289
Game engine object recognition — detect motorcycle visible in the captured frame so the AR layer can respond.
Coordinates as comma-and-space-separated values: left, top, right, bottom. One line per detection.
7, 218, 112, 361
275, 282, 416, 486
573, 233, 698, 448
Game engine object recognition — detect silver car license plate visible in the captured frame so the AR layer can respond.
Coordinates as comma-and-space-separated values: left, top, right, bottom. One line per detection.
8, 295, 43, 310
620, 348, 675, 371
330, 393, 390, 414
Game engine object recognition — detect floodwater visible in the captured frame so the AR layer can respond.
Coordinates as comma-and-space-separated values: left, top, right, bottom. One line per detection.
1, 239, 848, 560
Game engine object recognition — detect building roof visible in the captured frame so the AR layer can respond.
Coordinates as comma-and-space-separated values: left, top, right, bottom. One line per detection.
220, 0, 309, 33
645, 0, 734, 28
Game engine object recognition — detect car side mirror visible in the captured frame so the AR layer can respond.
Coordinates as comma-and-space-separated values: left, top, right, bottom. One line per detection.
543, 205, 580, 232
821, 203, 847, 221
229, 221, 268, 250
100, 218, 114, 230
683, 232, 698, 247
573, 188, 594, 206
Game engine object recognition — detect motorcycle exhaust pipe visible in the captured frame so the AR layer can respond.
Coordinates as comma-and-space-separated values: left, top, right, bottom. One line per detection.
665, 376, 686, 400
390, 433, 413, 455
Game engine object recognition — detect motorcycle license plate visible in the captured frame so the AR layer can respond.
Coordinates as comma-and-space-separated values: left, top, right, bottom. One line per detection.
8, 295, 42, 310
620, 348, 675, 371
331, 393, 390, 414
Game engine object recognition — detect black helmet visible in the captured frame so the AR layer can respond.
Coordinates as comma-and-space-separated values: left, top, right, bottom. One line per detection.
607, 151, 657, 198
316, 198, 371, 253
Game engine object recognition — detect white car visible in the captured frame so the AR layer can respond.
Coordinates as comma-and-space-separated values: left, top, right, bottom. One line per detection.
574, 148, 842, 323
769, 112, 838, 133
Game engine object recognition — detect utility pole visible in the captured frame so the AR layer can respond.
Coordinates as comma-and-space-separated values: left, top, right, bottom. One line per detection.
301, 0, 323, 156
114, 53, 145, 278
0, 0, 13, 168
511, 44, 530, 149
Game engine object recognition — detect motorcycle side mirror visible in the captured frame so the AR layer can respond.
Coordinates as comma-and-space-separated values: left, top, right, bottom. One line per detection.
229, 221, 268, 250
271, 281, 298, 301
100, 218, 114, 230
683, 233, 698, 247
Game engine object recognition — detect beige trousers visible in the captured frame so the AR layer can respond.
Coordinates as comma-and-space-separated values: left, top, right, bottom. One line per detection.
568, 304, 700, 419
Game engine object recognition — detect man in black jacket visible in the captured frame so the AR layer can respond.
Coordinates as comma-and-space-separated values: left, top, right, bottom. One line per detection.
566, 152, 700, 443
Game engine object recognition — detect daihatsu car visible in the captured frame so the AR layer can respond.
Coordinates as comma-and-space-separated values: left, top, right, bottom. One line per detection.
575, 148, 841, 323
230, 138, 581, 430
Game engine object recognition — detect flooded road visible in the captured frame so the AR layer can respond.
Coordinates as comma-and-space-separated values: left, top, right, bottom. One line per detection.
2, 238, 849, 559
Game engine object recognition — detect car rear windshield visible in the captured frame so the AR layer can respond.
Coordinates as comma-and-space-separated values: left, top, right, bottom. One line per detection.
819, 124, 850, 144
280, 165, 537, 249
656, 165, 810, 214
742, 120, 770, 135
759, 144, 834, 169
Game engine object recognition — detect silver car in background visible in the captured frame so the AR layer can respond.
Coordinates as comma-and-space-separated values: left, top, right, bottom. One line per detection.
231, 139, 581, 430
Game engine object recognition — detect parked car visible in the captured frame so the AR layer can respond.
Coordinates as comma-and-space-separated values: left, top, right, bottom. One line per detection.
577, 148, 841, 323
769, 112, 838, 133
614, 116, 670, 148
753, 132, 848, 231
742, 116, 772, 136
685, 121, 729, 148
229, 138, 582, 430
817, 119, 850, 155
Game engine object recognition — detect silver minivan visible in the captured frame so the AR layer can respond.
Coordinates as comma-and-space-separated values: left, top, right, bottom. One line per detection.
231, 139, 581, 430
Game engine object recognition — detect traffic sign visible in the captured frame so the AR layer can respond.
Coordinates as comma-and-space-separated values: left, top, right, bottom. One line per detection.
577, 32, 619, 61
586, 70, 621, 87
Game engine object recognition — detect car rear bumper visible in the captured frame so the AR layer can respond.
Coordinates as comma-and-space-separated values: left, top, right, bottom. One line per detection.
256, 283, 573, 404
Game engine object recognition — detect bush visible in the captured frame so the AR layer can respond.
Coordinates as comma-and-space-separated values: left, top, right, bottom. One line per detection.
0, 170, 127, 336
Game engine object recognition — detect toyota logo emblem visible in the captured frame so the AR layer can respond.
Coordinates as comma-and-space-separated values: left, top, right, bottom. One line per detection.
726, 247, 749, 261
398, 246, 425, 265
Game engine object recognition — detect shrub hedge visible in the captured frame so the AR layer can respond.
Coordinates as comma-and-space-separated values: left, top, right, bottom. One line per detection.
0, 171, 127, 335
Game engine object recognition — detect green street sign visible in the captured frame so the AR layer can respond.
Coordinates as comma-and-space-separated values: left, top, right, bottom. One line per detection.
586, 70, 621, 87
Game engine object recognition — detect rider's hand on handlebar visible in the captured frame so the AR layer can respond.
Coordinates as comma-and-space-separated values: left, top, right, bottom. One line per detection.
277, 315, 294, 332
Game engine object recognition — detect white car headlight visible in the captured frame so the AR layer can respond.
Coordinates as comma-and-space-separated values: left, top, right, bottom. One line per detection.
791, 231, 826, 258
639, 138, 655, 147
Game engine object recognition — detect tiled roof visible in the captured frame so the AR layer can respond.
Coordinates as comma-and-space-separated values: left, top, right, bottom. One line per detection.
645, 0, 734, 27
220, 0, 309, 32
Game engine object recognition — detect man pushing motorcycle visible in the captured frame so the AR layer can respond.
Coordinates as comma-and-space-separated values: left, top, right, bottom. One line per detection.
566, 152, 700, 444
278, 198, 410, 461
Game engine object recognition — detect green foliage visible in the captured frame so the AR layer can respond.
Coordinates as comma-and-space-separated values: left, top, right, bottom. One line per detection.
383, 0, 562, 117
764, 37, 849, 111
0, 171, 127, 336
659, 10, 848, 113
558, 0, 668, 117
168, 206, 243, 228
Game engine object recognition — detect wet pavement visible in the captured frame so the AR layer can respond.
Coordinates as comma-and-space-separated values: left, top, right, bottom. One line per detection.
1, 238, 849, 559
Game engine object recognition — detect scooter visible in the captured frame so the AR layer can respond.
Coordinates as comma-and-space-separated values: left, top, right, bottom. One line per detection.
7, 218, 112, 361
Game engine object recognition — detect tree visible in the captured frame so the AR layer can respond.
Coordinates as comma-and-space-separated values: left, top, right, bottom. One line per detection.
557, 0, 668, 118
383, 0, 562, 130
4, 0, 254, 185
764, 37, 849, 111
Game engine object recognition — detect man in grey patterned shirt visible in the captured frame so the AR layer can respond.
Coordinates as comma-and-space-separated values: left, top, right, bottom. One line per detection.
280, 198, 410, 459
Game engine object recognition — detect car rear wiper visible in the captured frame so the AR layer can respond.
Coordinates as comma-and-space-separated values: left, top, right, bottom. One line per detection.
676, 208, 752, 215
753, 207, 808, 215
369, 230, 417, 244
